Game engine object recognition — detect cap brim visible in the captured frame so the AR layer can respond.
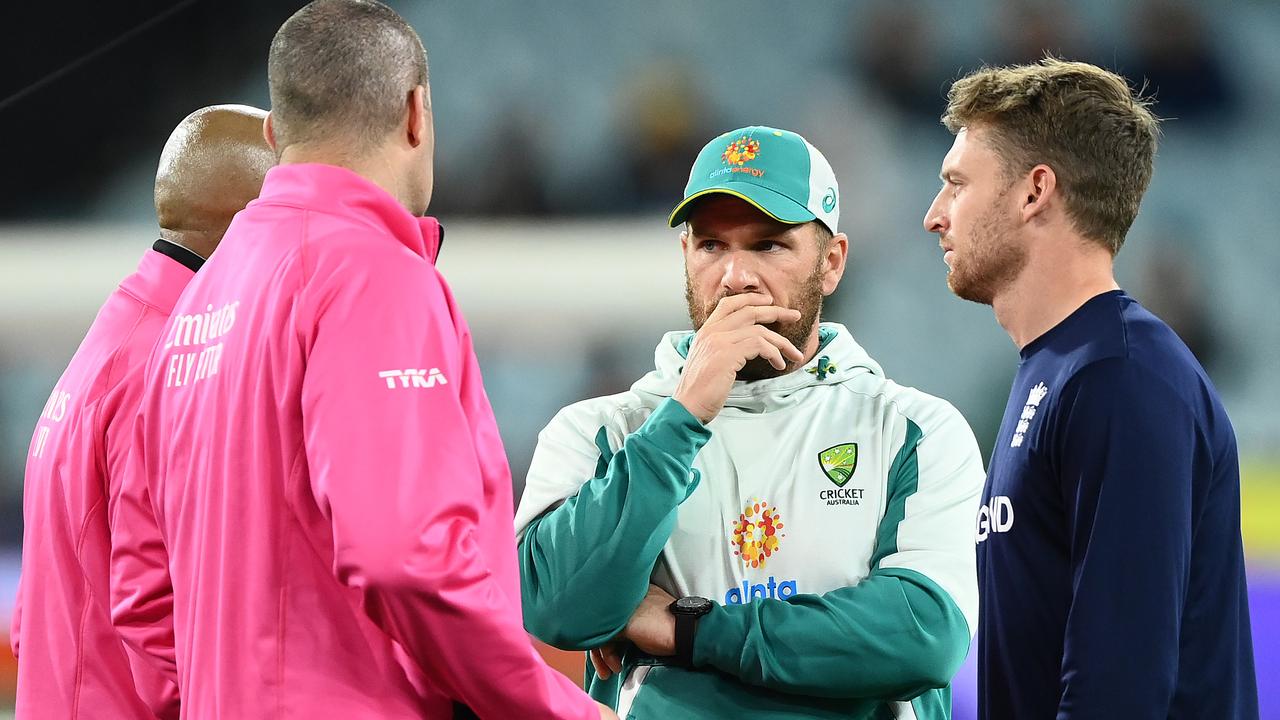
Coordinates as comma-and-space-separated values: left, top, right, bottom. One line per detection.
667, 183, 816, 228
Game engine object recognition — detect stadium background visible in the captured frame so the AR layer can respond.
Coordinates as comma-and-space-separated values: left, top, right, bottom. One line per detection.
0, 0, 1276, 717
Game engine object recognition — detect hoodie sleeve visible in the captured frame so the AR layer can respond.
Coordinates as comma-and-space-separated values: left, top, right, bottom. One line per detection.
106, 384, 181, 720
693, 403, 984, 700
297, 243, 596, 720
516, 398, 709, 649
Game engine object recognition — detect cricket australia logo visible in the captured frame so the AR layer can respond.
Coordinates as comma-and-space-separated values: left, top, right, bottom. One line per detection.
818, 443, 865, 506
819, 443, 858, 486
1011, 382, 1049, 448
379, 368, 448, 389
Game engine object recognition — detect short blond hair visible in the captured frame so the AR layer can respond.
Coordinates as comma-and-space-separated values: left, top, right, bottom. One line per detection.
943, 57, 1160, 254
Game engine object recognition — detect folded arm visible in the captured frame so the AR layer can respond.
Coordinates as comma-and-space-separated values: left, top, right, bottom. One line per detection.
517, 398, 708, 649
695, 409, 984, 700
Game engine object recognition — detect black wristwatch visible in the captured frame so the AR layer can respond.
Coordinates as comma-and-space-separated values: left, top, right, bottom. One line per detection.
668, 596, 713, 668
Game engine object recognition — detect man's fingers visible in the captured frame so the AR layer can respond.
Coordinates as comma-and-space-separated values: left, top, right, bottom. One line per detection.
706, 292, 773, 322
743, 336, 787, 370
757, 326, 805, 362
590, 643, 624, 679
589, 648, 612, 680
604, 645, 623, 674
713, 304, 801, 330
721, 326, 804, 364
742, 305, 802, 329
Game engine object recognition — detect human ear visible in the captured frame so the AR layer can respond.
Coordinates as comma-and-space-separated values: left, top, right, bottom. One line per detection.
1021, 164, 1057, 222
406, 85, 429, 148
263, 113, 277, 151
821, 232, 849, 296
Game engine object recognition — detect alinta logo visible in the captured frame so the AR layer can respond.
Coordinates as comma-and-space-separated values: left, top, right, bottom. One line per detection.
721, 136, 761, 166
729, 498, 785, 569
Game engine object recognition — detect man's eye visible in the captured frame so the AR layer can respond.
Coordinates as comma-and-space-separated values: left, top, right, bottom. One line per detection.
699, 240, 719, 251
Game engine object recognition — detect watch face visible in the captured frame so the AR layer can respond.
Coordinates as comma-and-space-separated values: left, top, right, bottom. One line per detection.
673, 596, 713, 614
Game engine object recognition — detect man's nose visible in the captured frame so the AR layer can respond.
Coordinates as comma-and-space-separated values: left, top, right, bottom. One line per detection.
924, 194, 948, 234
720, 252, 762, 294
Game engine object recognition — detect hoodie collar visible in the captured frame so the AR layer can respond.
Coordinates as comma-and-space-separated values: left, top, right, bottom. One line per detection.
254, 163, 443, 263
632, 322, 884, 414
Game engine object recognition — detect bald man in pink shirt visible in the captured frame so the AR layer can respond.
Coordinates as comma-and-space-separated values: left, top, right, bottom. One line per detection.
110, 2, 611, 718
14, 105, 273, 719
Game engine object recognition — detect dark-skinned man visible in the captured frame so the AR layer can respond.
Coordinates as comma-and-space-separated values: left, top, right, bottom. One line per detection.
14, 104, 273, 719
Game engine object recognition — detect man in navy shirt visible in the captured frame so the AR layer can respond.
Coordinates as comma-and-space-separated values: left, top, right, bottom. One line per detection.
923, 57, 1258, 719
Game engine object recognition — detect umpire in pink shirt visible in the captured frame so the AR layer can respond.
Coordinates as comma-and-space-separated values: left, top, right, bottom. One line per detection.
110, 2, 611, 718
14, 105, 273, 719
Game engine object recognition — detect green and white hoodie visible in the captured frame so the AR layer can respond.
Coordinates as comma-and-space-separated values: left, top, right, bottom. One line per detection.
515, 323, 984, 719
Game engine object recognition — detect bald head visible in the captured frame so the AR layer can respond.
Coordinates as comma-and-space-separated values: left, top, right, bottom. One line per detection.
154, 104, 275, 259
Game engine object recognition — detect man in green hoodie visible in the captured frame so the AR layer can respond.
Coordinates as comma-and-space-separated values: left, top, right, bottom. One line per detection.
516, 126, 984, 719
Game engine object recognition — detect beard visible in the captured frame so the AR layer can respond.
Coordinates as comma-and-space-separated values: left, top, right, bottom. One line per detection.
685, 263, 825, 382
946, 196, 1028, 305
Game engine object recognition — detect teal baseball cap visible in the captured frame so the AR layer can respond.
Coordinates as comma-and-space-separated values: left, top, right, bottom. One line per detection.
668, 125, 839, 234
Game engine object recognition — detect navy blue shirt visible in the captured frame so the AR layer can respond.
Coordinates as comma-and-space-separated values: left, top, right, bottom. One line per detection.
977, 290, 1257, 719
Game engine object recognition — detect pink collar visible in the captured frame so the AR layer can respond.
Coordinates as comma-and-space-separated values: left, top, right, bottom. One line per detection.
118, 248, 197, 314
254, 163, 442, 263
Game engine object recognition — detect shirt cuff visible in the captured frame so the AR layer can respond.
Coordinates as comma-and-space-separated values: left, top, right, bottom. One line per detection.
690, 602, 737, 669
635, 396, 713, 468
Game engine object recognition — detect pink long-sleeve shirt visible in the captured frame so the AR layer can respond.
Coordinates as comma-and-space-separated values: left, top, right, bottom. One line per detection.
15, 246, 194, 719
113, 163, 596, 719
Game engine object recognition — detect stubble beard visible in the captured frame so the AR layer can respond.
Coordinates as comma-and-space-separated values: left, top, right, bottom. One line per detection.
685, 263, 825, 382
947, 197, 1028, 306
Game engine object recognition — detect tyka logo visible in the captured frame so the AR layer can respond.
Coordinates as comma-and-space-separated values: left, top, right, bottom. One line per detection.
379, 368, 448, 389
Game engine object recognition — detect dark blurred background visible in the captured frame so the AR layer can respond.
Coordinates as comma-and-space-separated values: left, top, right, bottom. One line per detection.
1, 0, 1277, 716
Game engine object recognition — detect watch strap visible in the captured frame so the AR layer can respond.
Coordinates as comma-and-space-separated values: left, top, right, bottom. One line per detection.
673, 611, 698, 668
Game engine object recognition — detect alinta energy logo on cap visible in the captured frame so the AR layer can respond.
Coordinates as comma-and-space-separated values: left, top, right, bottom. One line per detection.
721, 136, 761, 167
669, 125, 840, 234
